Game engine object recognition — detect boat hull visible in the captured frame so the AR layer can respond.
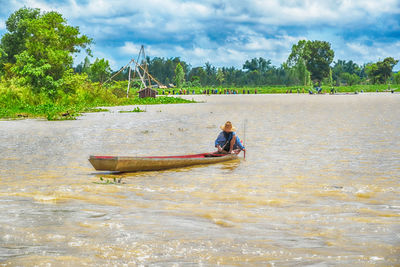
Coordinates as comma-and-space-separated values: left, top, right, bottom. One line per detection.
89, 153, 238, 172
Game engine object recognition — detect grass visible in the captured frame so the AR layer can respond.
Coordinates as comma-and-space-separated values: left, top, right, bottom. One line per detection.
0, 96, 195, 120
119, 107, 145, 113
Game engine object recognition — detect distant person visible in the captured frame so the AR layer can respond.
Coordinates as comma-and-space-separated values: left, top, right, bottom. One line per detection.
215, 121, 245, 154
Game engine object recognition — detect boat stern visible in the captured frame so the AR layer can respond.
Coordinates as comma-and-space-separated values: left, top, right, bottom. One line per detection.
89, 155, 118, 171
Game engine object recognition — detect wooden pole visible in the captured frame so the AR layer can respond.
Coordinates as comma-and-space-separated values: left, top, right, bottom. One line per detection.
102, 59, 133, 86
243, 119, 247, 159
126, 64, 132, 98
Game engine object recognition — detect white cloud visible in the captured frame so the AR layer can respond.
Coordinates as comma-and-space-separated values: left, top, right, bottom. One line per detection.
346, 42, 371, 57
345, 41, 400, 66
0, 19, 5, 30
119, 42, 141, 56
2, 0, 399, 70
117, 32, 303, 69
248, 0, 400, 26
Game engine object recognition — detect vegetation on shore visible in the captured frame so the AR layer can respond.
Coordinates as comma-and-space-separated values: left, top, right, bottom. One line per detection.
156, 84, 397, 95
0, 79, 194, 120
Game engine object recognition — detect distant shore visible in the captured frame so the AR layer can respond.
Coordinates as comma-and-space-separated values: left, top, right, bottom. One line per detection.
155, 84, 399, 96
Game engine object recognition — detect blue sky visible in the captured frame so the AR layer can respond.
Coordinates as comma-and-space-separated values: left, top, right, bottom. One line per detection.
1, 0, 399, 71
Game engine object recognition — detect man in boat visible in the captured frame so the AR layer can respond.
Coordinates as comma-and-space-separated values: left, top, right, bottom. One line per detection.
215, 121, 245, 154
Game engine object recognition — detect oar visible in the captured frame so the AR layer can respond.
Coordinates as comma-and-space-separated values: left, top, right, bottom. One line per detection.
243, 119, 247, 159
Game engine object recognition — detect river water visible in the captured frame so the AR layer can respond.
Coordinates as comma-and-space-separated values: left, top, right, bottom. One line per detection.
0, 93, 399, 266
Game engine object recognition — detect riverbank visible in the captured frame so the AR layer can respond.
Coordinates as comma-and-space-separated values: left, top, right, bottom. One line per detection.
156, 84, 399, 95
0, 80, 196, 120
1, 81, 398, 120
0, 97, 196, 120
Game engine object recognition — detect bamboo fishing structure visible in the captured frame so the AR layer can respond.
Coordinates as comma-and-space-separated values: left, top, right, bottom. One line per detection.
101, 45, 164, 97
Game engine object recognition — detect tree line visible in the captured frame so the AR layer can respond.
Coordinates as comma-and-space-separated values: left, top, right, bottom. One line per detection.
74, 45, 399, 88
1, 6, 399, 101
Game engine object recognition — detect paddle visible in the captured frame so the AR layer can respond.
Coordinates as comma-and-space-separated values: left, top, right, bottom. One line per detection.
243, 119, 247, 159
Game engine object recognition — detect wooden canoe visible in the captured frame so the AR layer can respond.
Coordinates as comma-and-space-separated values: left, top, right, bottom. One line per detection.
89, 153, 238, 172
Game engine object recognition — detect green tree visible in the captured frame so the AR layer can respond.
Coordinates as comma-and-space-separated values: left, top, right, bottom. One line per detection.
379, 57, 398, 84
4, 8, 92, 96
393, 72, 400, 84
303, 41, 334, 85
243, 57, 271, 72
216, 68, 225, 85
204, 62, 216, 85
332, 60, 362, 85
174, 63, 185, 88
75, 56, 91, 73
287, 40, 334, 85
88, 58, 112, 83
328, 68, 333, 87
294, 58, 310, 86
190, 75, 201, 87
366, 57, 399, 84
188, 67, 207, 86
283, 56, 310, 86
341, 72, 360, 86
0, 7, 40, 64
0, 47, 7, 76
286, 40, 307, 67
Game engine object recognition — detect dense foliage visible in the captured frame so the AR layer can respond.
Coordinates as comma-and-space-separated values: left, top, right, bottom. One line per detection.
1, 7, 92, 97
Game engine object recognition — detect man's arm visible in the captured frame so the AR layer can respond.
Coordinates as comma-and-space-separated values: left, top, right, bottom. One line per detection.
229, 134, 236, 153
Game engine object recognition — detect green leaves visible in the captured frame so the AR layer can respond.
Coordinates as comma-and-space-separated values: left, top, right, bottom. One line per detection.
243, 57, 272, 72
1, 7, 40, 64
286, 40, 334, 85
174, 63, 185, 88
366, 57, 399, 84
1, 7, 92, 97
393, 72, 400, 85
89, 58, 112, 83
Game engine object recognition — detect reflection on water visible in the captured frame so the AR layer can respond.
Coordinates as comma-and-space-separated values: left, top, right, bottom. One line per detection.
1, 94, 399, 265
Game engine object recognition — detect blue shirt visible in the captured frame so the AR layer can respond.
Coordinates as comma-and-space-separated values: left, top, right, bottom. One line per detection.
215, 131, 245, 150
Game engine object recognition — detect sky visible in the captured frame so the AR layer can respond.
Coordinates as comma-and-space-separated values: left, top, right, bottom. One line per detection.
1, 0, 399, 71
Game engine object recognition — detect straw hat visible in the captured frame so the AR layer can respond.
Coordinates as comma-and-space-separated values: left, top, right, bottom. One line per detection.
220, 121, 237, 132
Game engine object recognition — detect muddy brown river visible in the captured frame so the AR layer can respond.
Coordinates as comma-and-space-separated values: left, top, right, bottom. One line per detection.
0, 93, 399, 266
